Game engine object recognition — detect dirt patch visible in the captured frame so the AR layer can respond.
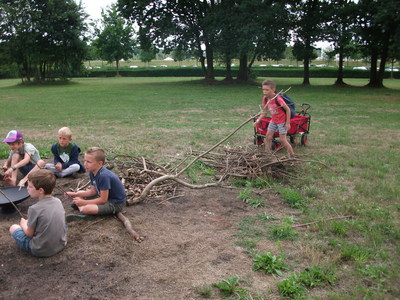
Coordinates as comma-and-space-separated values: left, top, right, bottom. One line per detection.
0, 162, 291, 299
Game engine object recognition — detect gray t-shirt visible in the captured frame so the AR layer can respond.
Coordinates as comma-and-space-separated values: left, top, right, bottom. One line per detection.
27, 196, 67, 257
9, 143, 41, 164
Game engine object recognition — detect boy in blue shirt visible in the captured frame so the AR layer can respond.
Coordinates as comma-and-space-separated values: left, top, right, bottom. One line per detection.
45, 127, 85, 177
66, 147, 126, 216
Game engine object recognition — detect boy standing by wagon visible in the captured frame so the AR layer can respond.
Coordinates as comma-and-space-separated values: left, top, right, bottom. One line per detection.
2, 130, 45, 187
66, 147, 126, 216
9, 169, 67, 257
254, 80, 295, 158
45, 127, 85, 178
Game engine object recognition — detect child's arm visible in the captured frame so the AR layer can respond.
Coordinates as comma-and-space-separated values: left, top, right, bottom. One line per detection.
282, 103, 291, 130
72, 189, 109, 207
2, 157, 11, 170
66, 185, 97, 199
20, 218, 34, 238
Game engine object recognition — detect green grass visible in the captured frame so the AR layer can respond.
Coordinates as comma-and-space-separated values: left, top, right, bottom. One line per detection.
1, 76, 399, 299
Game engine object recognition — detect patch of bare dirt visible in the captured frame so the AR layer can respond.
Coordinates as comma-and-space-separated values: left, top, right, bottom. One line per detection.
0, 162, 291, 299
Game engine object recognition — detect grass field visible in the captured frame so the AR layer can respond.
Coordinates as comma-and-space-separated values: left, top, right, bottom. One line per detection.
1, 77, 399, 299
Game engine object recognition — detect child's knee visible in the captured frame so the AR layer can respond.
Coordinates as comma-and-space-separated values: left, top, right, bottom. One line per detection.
37, 160, 46, 168
9, 224, 20, 235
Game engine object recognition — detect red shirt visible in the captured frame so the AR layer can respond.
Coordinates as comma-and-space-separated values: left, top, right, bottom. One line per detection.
262, 95, 286, 124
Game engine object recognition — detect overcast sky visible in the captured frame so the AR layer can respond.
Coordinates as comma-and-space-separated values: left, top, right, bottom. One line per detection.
77, 0, 116, 20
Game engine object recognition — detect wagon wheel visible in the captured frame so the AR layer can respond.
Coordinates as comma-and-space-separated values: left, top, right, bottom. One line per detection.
301, 133, 308, 145
271, 140, 281, 151
253, 135, 264, 146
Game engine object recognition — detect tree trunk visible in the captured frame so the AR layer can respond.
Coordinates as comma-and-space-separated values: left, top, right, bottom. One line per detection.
302, 56, 310, 85
224, 57, 233, 81
205, 42, 214, 80
334, 50, 346, 86
237, 54, 248, 81
366, 49, 381, 88
116, 59, 120, 77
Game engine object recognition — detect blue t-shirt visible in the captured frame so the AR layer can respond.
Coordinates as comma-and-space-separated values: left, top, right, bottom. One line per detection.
89, 167, 126, 204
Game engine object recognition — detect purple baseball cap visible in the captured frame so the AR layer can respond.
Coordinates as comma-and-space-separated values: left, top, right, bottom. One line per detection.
3, 130, 23, 143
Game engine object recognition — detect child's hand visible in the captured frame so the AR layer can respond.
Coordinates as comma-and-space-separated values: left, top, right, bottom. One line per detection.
72, 197, 85, 206
285, 123, 291, 131
20, 218, 28, 227
65, 191, 76, 198
18, 177, 28, 187
55, 163, 62, 171
4, 168, 13, 177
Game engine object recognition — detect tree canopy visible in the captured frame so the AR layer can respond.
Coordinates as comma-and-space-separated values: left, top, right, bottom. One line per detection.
0, 0, 87, 82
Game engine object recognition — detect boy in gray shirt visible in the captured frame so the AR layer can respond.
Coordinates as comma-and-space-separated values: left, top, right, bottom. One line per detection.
9, 169, 67, 257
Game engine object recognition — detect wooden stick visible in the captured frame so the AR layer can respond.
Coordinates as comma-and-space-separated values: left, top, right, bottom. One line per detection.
116, 212, 144, 243
292, 215, 353, 228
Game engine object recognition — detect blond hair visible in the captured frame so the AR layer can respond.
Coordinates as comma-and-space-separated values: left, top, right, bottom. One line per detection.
58, 127, 72, 138
86, 147, 106, 163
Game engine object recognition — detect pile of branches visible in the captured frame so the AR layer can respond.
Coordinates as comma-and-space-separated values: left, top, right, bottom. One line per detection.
193, 146, 302, 180
107, 154, 180, 204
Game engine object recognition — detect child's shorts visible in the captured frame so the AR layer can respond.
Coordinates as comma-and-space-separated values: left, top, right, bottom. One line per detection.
12, 228, 33, 255
97, 201, 125, 215
268, 121, 287, 135
19, 162, 35, 176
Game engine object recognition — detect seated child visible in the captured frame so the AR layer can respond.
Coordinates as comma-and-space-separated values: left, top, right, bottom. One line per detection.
66, 147, 126, 216
45, 127, 85, 178
2, 130, 45, 187
9, 169, 67, 257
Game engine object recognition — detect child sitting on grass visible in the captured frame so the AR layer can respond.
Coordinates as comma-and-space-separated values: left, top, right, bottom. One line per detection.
45, 127, 85, 178
9, 169, 67, 257
66, 147, 126, 218
2, 130, 45, 187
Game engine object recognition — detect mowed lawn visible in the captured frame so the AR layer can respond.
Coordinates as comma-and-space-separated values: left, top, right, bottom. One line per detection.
1, 77, 399, 298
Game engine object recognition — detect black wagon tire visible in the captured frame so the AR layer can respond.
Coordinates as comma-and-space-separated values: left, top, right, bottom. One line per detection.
271, 140, 281, 151
301, 133, 308, 145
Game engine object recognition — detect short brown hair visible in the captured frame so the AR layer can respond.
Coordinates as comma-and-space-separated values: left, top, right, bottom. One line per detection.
28, 169, 56, 195
262, 79, 276, 90
86, 147, 106, 163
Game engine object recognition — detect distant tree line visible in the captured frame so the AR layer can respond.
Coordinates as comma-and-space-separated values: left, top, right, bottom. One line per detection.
0, 0, 399, 87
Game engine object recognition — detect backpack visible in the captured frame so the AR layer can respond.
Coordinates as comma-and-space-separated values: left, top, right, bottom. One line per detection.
275, 94, 296, 119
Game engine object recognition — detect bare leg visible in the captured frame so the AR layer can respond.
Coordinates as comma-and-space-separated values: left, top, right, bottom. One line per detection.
279, 134, 295, 157
264, 131, 274, 153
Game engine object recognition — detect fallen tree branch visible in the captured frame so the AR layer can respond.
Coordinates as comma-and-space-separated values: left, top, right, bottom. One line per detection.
292, 215, 353, 228
127, 174, 224, 205
116, 212, 144, 243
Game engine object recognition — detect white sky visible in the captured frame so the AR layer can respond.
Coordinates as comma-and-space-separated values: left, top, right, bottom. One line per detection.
76, 0, 117, 21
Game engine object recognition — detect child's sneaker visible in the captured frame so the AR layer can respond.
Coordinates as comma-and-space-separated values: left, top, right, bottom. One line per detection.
66, 213, 93, 222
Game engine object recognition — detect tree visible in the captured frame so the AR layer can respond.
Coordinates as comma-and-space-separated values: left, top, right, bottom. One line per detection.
0, 0, 87, 82
291, 0, 328, 85
356, 0, 400, 87
325, 0, 358, 86
118, 0, 220, 81
93, 4, 136, 76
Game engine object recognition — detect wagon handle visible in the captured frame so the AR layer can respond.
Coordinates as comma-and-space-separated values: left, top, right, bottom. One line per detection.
301, 103, 311, 111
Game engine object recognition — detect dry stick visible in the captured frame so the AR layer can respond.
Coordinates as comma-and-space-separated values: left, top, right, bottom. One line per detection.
292, 215, 353, 228
116, 212, 144, 243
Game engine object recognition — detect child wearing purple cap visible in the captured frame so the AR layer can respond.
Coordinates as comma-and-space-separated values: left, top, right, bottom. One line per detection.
2, 130, 45, 187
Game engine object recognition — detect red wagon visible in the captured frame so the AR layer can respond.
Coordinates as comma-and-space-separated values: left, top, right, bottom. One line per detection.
253, 103, 311, 150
